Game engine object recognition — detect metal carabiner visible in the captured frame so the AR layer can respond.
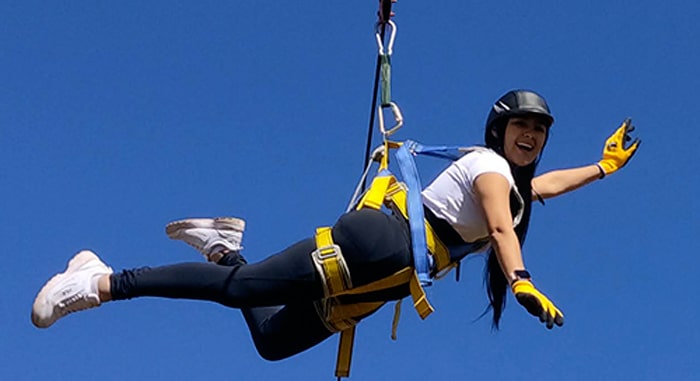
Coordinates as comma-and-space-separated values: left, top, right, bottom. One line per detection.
378, 101, 403, 137
375, 20, 397, 56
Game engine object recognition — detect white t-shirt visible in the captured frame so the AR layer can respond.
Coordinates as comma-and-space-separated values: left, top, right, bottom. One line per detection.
421, 147, 517, 244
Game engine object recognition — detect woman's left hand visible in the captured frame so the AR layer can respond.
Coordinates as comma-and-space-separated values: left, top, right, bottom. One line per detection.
597, 118, 641, 177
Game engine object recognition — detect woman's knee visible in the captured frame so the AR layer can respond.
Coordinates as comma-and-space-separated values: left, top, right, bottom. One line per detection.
253, 339, 289, 361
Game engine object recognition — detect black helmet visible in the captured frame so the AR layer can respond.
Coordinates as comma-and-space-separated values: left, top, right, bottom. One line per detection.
485, 90, 554, 149
486, 90, 554, 129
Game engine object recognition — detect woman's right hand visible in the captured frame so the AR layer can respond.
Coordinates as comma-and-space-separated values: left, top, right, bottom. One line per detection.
511, 279, 564, 329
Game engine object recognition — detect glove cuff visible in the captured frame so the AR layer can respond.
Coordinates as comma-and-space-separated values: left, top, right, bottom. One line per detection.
595, 163, 606, 179
510, 279, 534, 294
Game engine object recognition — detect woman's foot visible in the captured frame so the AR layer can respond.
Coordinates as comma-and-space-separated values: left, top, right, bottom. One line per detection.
165, 217, 245, 262
32, 250, 113, 328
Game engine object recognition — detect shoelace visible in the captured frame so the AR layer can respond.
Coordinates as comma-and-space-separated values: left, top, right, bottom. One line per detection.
57, 293, 97, 315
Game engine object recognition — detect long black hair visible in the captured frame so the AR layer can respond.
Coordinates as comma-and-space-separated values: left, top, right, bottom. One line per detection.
483, 118, 546, 329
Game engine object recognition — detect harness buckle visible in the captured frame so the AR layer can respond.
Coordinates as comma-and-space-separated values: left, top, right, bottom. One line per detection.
314, 244, 343, 260
311, 228, 353, 299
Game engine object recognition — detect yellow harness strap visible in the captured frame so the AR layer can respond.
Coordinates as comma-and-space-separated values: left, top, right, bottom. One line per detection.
314, 228, 433, 379
313, 227, 352, 297
354, 172, 459, 317
312, 227, 364, 379
358, 174, 453, 275
314, 166, 458, 378
335, 328, 355, 379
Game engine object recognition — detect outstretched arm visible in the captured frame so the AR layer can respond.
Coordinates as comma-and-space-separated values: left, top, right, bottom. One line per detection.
474, 173, 563, 329
531, 164, 600, 200
531, 118, 641, 201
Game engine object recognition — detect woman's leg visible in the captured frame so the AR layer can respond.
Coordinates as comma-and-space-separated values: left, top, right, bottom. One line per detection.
217, 247, 334, 361
137, 210, 412, 360
34, 209, 412, 357
240, 304, 332, 361
109, 209, 412, 306
109, 238, 325, 308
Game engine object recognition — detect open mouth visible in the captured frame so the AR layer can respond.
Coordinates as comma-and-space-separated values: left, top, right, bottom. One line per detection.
516, 142, 534, 152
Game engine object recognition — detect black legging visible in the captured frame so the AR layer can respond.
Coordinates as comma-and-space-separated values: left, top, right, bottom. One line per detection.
109, 208, 413, 360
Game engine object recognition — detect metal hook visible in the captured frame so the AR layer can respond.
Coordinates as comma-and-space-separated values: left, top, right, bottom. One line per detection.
378, 101, 403, 137
375, 20, 397, 56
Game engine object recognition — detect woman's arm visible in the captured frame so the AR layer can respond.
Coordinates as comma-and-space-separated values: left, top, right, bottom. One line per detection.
531, 164, 601, 200
473, 173, 524, 282
474, 173, 564, 328
474, 172, 564, 328
532, 119, 641, 201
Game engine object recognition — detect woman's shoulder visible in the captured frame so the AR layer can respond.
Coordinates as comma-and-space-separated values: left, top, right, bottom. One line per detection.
456, 147, 508, 168
453, 147, 513, 184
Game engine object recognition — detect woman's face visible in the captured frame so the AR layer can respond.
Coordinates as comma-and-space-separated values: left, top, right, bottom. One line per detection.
502, 116, 549, 167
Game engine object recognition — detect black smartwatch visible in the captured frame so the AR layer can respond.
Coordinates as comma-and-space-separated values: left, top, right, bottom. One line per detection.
513, 270, 532, 282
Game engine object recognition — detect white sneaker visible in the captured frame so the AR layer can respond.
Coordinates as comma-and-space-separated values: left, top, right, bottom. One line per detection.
32, 250, 113, 328
165, 217, 245, 262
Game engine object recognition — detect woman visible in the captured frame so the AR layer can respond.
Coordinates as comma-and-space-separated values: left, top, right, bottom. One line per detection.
32, 90, 639, 360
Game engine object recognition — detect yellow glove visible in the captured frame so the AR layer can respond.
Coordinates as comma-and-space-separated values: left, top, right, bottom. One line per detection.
597, 118, 641, 178
511, 279, 564, 329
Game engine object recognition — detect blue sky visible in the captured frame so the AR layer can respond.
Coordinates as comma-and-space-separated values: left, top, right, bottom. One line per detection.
3, 1, 699, 380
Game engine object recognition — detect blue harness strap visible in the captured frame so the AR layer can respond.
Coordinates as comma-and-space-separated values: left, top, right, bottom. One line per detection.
395, 140, 470, 286
395, 142, 430, 285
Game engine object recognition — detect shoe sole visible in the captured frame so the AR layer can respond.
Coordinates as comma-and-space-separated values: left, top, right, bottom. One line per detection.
32, 250, 101, 328
165, 217, 246, 239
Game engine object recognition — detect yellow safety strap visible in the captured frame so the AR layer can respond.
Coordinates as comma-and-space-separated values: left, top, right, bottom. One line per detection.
333, 267, 412, 296
313, 227, 362, 380
316, 159, 460, 378
378, 140, 404, 171
314, 230, 433, 379
329, 267, 433, 380
336, 328, 355, 379
423, 219, 455, 276
356, 174, 396, 212
314, 227, 350, 296
352, 171, 447, 321
327, 301, 385, 325
409, 271, 433, 319
360, 174, 453, 275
